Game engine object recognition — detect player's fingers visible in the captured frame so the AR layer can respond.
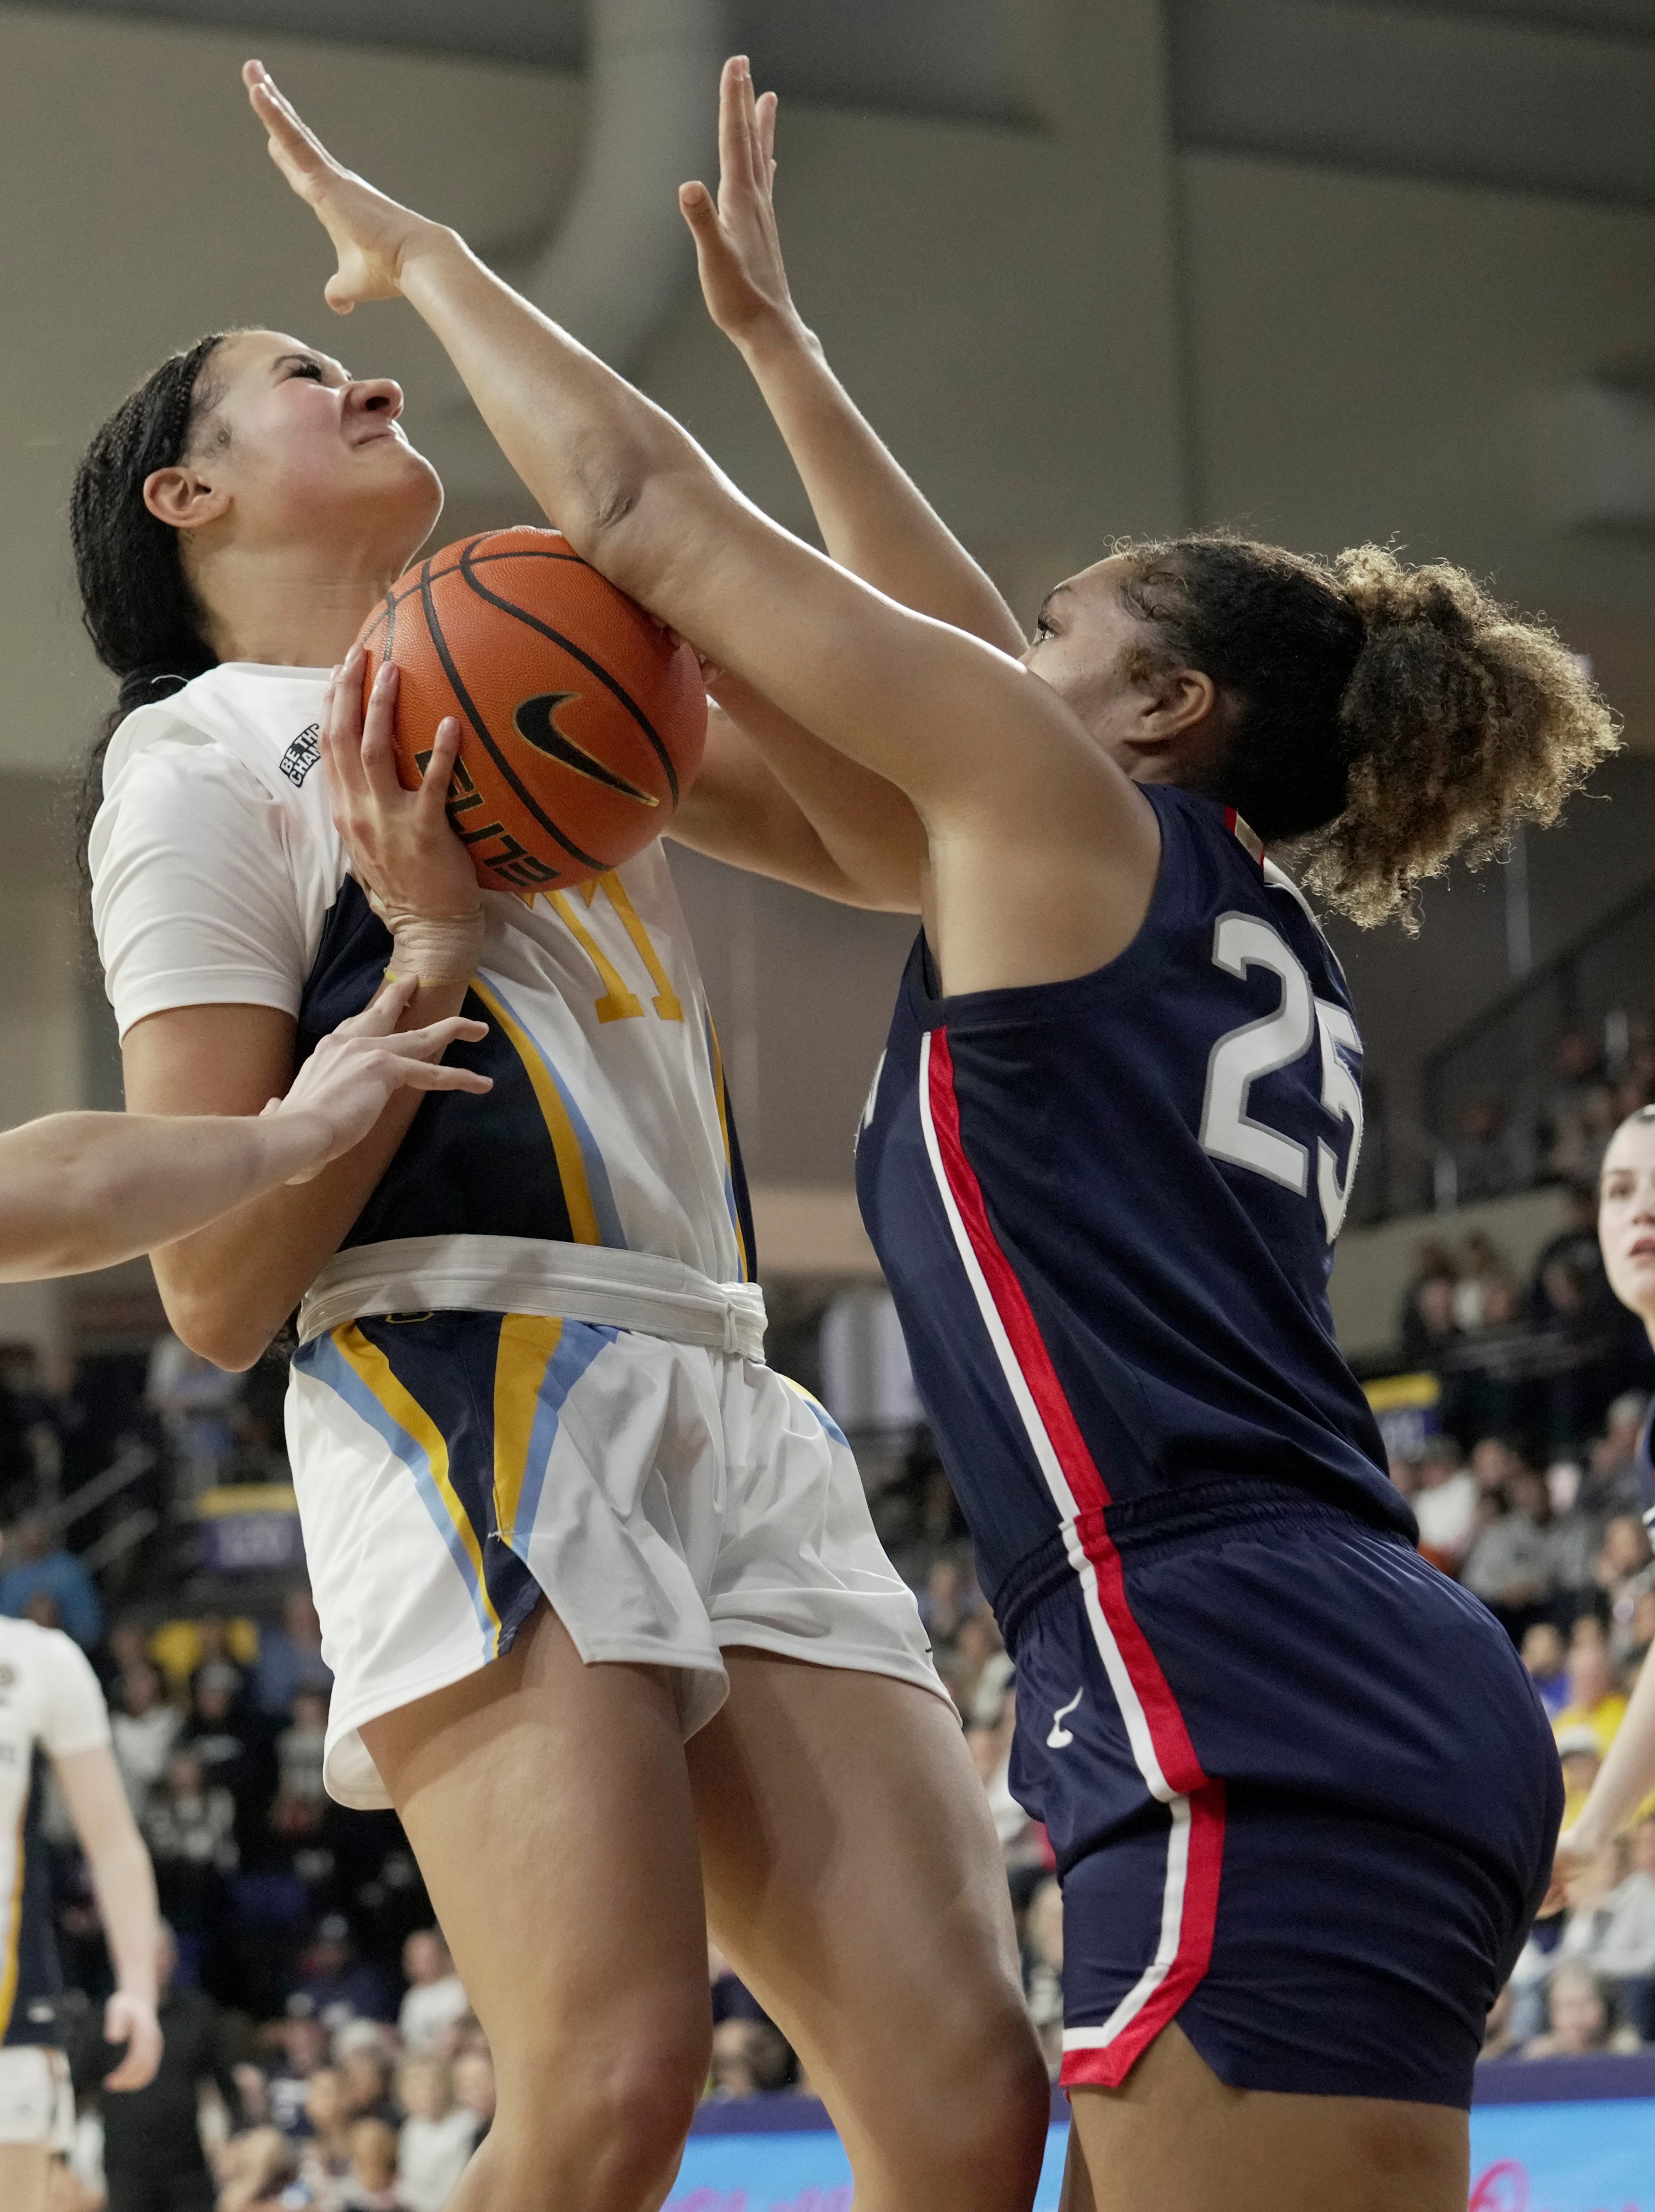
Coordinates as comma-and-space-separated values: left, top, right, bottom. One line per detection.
394, 1013, 488, 1056
360, 659, 402, 801
335, 977, 417, 1037
758, 89, 778, 177
414, 716, 462, 822
718, 56, 755, 198
401, 1062, 494, 1094
244, 62, 333, 180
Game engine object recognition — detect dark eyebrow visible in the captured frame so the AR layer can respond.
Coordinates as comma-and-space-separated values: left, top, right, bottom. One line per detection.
272, 350, 347, 381
1036, 583, 1072, 626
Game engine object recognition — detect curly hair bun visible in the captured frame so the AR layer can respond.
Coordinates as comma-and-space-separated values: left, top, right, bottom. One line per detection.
1303, 545, 1620, 927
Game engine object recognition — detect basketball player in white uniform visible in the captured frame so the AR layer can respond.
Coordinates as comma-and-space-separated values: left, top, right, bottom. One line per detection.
73, 139, 1045, 2212
0, 963, 487, 2212
0, 1617, 157, 2212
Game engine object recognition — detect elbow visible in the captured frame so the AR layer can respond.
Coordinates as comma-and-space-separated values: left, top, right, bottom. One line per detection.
163, 1292, 270, 1375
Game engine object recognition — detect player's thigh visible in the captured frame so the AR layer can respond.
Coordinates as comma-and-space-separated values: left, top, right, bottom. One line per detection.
686, 1651, 1048, 2193
0, 2146, 50, 2212
361, 1602, 711, 2112
1066, 2023, 1467, 2212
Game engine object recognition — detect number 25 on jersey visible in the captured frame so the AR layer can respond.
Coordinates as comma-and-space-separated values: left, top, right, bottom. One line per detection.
1198, 911, 1363, 1241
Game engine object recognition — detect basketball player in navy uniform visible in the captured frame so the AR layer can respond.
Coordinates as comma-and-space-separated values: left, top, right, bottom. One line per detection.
1545, 1103, 1655, 1907
245, 56, 1614, 2207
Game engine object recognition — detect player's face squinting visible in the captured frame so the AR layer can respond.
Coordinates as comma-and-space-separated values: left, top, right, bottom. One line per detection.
1599, 1118, 1655, 1327
1021, 555, 1230, 792
189, 329, 442, 563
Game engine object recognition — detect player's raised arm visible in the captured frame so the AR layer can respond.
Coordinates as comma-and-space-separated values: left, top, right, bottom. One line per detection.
0, 983, 489, 1283
244, 61, 1159, 996
679, 58, 1026, 656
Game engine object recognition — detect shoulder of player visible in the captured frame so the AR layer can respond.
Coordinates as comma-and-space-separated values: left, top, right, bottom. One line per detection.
0, 1614, 86, 1688
103, 665, 332, 812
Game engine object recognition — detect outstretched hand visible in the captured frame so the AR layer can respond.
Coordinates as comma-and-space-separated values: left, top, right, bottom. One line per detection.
243, 59, 448, 311
274, 979, 491, 1180
680, 56, 798, 348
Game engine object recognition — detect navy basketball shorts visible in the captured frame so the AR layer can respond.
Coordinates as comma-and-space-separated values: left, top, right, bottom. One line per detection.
1000, 1482, 1564, 2109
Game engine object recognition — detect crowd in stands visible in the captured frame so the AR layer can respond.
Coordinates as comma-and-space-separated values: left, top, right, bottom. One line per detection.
1442, 1019, 1655, 1208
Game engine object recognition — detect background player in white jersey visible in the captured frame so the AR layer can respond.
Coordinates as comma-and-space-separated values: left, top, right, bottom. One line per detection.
1544, 1103, 1655, 1907
70, 85, 1048, 2212
0, 1616, 158, 2212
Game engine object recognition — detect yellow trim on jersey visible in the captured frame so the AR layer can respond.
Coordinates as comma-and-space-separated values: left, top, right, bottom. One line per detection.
705, 1018, 751, 1282
492, 1314, 564, 1547
595, 877, 684, 1021
334, 1326, 503, 1652
0, 1793, 27, 2041
547, 891, 644, 1023
469, 979, 603, 1245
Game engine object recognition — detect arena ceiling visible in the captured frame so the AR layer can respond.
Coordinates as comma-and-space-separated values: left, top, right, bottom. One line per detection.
27, 0, 1655, 205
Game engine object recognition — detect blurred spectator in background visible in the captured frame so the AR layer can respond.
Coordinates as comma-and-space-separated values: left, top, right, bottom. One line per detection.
1555, 1728, 1604, 1836
297, 2067, 354, 2202
110, 1661, 180, 1812
396, 1933, 467, 2055
78, 1920, 242, 2212
270, 1688, 329, 1847
395, 2057, 478, 2212
216, 2128, 298, 2212
1592, 1817, 1655, 2040
145, 1334, 241, 1502
1554, 1643, 1629, 1757
0, 1514, 104, 1645
1520, 1623, 1570, 1721
1452, 1098, 1531, 1203
708, 2020, 795, 2098
338, 2040, 399, 2129
1412, 1440, 1479, 1573
1461, 1471, 1554, 1642
450, 2050, 494, 2140
1453, 1232, 1514, 1335
265, 2010, 329, 2137
294, 1916, 393, 2030
338, 2117, 406, 2212
1531, 1187, 1610, 1321
142, 1748, 237, 1980
1523, 1960, 1640, 2057
1400, 1262, 1461, 1373
1596, 1514, 1655, 1663
178, 1664, 259, 1848
1021, 1876, 1064, 2076
253, 1589, 332, 1718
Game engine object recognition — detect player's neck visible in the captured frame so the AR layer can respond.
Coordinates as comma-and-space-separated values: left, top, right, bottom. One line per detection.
192, 540, 403, 670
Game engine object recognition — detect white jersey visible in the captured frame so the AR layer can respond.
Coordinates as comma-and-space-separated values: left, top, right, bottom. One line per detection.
90, 664, 753, 1292
0, 1620, 110, 2046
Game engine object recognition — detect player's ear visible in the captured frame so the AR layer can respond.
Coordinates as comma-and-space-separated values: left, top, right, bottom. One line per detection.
143, 464, 229, 533
1145, 665, 1218, 738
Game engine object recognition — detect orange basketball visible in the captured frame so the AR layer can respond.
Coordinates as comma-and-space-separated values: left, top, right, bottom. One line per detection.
356, 526, 706, 894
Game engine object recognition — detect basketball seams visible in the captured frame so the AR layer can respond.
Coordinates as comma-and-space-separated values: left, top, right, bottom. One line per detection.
414, 555, 608, 874
457, 540, 680, 807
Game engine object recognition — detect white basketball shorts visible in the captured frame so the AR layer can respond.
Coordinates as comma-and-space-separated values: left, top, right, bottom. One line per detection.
0, 2046, 73, 2150
287, 1312, 945, 1807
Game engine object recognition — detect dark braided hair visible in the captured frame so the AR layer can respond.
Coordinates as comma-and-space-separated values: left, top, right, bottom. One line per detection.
70, 333, 228, 877
1114, 532, 1619, 928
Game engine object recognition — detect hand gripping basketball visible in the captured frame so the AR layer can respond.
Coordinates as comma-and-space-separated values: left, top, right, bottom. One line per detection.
353, 528, 707, 896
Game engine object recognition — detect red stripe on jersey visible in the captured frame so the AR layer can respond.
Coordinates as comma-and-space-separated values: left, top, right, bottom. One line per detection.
1060, 1781, 1228, 2088
924, 1030, 1211, 1798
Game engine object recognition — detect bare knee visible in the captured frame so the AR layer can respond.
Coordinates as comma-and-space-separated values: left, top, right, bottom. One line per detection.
846, 1999, 1050, 2210
488, 2022, 710, 2212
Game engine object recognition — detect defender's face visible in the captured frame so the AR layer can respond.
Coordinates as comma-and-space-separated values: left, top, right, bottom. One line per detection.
192, 329, 442, 560
1021, 556, 1230, 793
1599, 1118, 1655, 1326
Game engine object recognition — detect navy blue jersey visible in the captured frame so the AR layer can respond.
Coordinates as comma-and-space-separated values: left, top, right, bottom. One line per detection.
857, 784, 1413, 1614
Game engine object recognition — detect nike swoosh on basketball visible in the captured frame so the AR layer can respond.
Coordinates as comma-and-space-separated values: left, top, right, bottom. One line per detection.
1046, 1689, 1083, 1748
513, 692, 660, 805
